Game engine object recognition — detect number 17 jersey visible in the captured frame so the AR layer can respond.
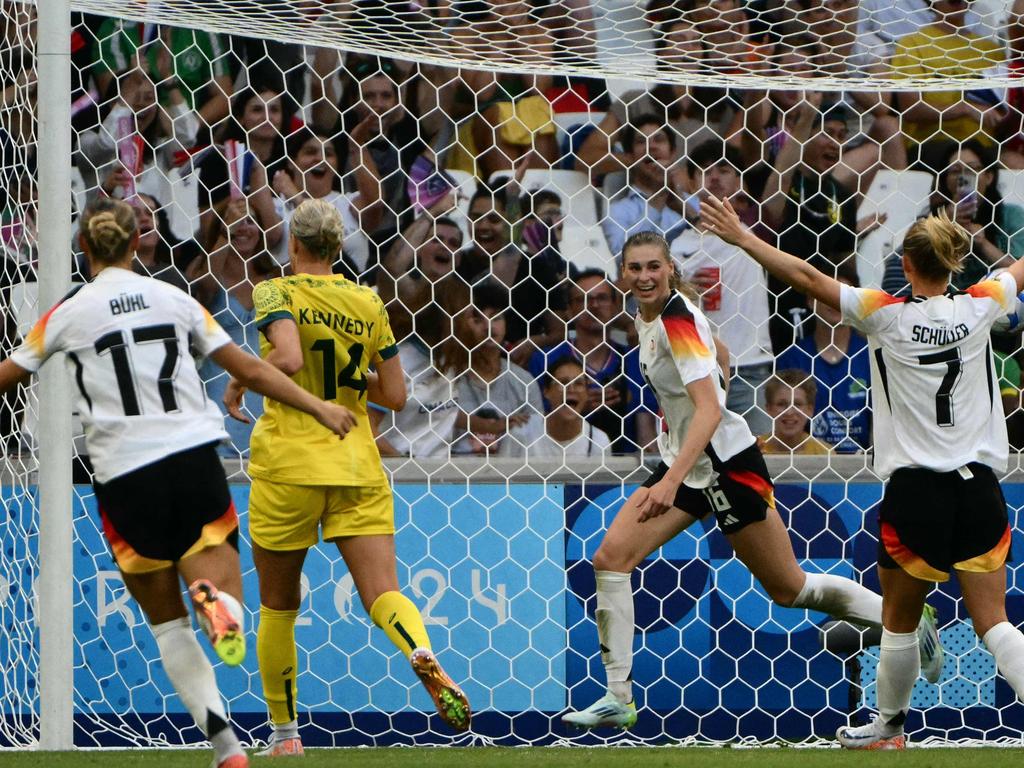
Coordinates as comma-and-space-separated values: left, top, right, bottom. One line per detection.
249, 274, 398, 487
840, 272, 1016, 479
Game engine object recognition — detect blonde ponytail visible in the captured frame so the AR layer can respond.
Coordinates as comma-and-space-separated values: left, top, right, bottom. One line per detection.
902, 210, 969, 282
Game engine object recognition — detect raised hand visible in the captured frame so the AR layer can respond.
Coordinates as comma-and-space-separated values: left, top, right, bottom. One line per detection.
701, 195, 750, 247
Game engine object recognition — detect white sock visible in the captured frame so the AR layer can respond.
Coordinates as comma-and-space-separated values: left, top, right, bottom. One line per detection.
218, 590, 245, 634
792, 572, 883, 629
274, 720, 300, 741
876, 628, 919, 730
595, 570, 634, 704
983, 621, 1024, 701
152, 617, 242, 761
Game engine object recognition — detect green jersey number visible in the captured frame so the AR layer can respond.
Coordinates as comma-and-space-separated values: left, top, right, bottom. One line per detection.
310, 339, 367, 400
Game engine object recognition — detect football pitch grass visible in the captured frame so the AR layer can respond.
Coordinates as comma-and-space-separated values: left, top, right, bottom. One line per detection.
3, 748, 1024, 767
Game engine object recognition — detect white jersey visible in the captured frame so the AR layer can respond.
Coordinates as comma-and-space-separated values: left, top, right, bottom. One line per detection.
11, 267, 231, 483
840, 273, 1016, 479
636, 291, 756, 488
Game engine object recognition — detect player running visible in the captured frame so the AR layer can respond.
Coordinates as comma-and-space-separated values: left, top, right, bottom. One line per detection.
703, 196, 1024, 750
562, 231, 943, 732
0, 198, 357, 768
224, 199, 469, 756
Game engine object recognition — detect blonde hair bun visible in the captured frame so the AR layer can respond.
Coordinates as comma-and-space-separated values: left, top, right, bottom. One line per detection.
291, 199, 344, 262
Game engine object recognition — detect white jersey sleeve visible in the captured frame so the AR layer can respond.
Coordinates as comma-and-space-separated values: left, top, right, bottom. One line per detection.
186, 295, 233, 357
10, 289, 78, 372
840, 285, 905, 336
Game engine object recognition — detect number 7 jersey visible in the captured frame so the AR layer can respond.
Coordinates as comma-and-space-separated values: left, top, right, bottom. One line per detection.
249, 273, 398, 487
11, 267, 232, 483
840, 272, 1016, 479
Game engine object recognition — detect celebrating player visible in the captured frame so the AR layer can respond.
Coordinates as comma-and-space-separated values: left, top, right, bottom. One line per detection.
702, 196, 1024, 749
0, 198, 358, 768
562, 231, 943, 731
224, 199, 470, 755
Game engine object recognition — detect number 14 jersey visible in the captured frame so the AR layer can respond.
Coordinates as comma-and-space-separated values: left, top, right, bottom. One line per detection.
11, 267, 231, 483
840, 272, 1016, 480
250, 274, 398, 487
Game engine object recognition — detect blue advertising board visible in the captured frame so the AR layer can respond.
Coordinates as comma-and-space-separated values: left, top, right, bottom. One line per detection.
1, 479, 1022, 745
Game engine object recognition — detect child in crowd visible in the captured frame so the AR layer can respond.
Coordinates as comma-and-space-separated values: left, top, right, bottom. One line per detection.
759, 370, 830, 455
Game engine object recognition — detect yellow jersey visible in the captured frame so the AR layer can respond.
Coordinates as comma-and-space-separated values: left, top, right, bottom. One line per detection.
248, 274, 398, 486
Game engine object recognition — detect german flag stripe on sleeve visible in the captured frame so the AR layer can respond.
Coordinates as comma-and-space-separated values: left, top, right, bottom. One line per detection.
661, 296, 711, 360
966, 280, 1010, 309
25, 302, 61, 357
849, 289, 904, 322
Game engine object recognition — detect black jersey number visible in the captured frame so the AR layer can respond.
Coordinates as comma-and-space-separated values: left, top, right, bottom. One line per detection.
917, 347, 963, 427
310, 339, 367, 400
93, 324, 180, 416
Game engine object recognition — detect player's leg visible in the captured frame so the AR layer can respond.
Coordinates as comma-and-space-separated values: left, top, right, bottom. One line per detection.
728, 456, 943, 682
177, 541, 246, 667
248, 479, 322, 756
960, 567, 1024, 701
563, 476, 702, 729
124, 566, 248, 768
327, 485, 470, 732
835, 565, 928, 750
333, 532, 470, 732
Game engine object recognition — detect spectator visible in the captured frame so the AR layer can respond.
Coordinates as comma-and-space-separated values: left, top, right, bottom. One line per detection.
928, 140, 1023, 288
672, 140, 773, 435
91, 20, 233, 131
447, 279, 544, 455
891, 0, 1005, 154
188, 197, 279, 456
501, 356, 611, 460
459, 186, 568, 359
125, 193, 194, 290
311, 57, 427, 248
271, 126, 382, 277
447, 1, 558, 178
197, 85, 290, 249
76, 66, 198, 205
528, 268, 656, 453
600, 113, 687, 257
371, 282, 466, 458
776, 260, 871, 453
760, 100, 859, 352
758, 371, 831, 455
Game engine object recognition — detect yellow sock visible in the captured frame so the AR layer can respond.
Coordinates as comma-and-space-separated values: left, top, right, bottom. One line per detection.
370, 591, 431, 659
257, 605, 299, 726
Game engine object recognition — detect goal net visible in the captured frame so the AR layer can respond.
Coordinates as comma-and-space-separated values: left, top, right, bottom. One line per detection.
2, 0, 1024, 749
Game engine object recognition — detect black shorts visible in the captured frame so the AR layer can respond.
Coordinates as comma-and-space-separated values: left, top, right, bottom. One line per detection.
643, 443, 774, 534
93, 442, 238, 574
878, 463, 1011, 583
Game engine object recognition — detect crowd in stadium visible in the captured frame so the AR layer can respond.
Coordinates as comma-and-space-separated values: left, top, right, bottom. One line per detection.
4, 0, 1024, 461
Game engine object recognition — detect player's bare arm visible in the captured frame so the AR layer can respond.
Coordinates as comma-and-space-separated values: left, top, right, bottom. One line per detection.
212, 343, 355, 438
702, 195, 842, 310
366, 354, 407, 412
637, 374, 721, 523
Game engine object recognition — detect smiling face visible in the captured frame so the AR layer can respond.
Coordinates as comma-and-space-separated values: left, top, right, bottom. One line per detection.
418, 221, 462, 280
469, 197, 509, 255
807, 118, 846, 174
622, 242, 673, 311
223, 200, 261, 256
545, 360, 588, 417
292, 135, 339, 196
766, 384, 814, 445
241, 90, 283, 142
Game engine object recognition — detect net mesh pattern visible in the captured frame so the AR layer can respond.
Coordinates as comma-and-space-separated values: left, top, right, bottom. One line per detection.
1, 0, 1024, 749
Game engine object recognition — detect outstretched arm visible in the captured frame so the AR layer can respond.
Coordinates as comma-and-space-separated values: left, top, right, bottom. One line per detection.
701, 195, 842, 311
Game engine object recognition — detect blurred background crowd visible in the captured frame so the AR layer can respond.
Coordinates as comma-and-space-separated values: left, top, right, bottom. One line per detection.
4, 0, 1024, 464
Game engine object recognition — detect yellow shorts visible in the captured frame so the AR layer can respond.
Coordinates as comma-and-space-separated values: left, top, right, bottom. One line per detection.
248, 478, 395, 551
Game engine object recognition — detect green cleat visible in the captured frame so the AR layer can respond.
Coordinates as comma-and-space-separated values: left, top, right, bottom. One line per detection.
562, 693, 637, 731
918, 603, 944, 684
189, 579, 245, 667
410, 648, 471, 732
